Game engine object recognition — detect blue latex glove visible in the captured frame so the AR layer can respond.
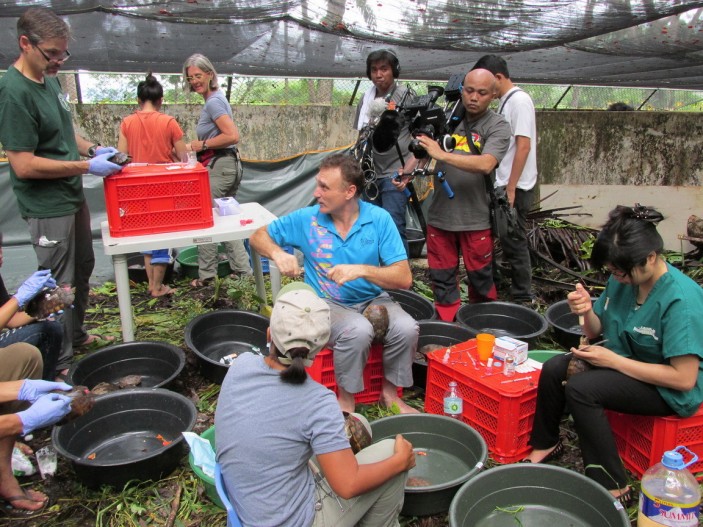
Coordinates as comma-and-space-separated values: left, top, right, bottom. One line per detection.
95, 146, 118, 156
16, 393, 72, 435
13, 269, 57, 308
17, 379, 72, 403
88, 151, 122, 178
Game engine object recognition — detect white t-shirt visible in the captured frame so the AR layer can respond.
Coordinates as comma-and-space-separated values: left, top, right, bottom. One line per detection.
495, 87, 538, 190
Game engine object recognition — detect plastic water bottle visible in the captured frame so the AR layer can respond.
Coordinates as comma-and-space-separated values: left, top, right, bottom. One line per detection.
637, 446, 700, 527
443, 381, 463, 419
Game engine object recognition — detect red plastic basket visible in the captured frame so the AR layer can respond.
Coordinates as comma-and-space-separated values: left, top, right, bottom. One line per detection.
425, 340, 539, 463
606, 407, 703, 482
306, 344, 401, 404
104, 163, 214, 237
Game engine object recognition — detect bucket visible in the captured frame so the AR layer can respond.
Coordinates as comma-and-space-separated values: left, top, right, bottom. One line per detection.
188, 426, 223, 509
387, 289, 436, 321
52, 388, 197, 489
176, 245, 232, 279
456, 301, 548, 347
449, 464, 629, 526
371, 414, 487, 517
545, 298, 597, 350
67, 341, 185, 389
528, 349, 566, 363
184, 310, 269, 384
414, 321, 474, 389
407, 228, 426, 259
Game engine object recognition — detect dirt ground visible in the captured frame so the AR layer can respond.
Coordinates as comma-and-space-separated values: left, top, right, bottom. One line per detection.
1, 258, 650, 526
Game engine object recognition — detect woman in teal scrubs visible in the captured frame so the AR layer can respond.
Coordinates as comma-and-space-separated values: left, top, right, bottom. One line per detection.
523, 204, 703, 505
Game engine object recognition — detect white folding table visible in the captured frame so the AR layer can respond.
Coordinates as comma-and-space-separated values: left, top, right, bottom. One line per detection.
101, 202, 279, 341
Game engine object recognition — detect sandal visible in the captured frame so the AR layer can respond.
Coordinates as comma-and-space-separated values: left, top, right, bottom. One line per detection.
519, 441, 565, 464
74, 334, 115, 348
0, 488, 48, 517
190, 278, 213, 288
612, 487, 635, 508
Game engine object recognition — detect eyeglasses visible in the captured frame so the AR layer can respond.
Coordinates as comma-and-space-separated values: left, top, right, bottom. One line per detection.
186, 73, 208, 83
606, 266, 628, 278
34, 44, 70, 63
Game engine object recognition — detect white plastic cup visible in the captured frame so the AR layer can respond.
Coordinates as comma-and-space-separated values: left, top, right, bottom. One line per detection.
181, 151, 197, 167
36, 445, 57, 479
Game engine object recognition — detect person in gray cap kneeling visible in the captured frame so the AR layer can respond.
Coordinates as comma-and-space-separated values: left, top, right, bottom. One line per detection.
215, 282, 415, 527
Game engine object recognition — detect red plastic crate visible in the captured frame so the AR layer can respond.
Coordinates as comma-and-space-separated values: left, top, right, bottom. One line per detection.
104, 163, 214, 237
606, 407, 703, 482
306, 344, 402, 404
425, 340, 539, 463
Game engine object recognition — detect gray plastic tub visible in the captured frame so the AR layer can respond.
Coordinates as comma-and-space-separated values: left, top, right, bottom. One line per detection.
371, 414, 487, 517
449, 464, 629, 526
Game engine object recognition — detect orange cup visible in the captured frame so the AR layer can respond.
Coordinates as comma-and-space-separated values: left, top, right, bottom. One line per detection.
476, 333, 496, 361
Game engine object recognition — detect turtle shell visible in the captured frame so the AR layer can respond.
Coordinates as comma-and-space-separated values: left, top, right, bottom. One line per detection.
343, 412, 372, 454
363, 304, 389, 343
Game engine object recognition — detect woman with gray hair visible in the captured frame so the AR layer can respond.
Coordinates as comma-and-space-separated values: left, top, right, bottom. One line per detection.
182, 54, 252, 287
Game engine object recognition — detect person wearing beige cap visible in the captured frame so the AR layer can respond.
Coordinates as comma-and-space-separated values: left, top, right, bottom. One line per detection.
215, 282, 415, 527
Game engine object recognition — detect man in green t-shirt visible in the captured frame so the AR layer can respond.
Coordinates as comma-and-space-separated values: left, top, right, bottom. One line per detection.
0, 7, 123, 380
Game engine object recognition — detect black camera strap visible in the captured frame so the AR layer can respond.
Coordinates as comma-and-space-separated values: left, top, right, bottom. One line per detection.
498, 88, 523, 115
463, 124, 496, 202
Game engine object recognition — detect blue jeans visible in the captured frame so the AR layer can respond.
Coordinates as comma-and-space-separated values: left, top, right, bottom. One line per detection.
0, 320, 63, 380
363, 177, 409, 256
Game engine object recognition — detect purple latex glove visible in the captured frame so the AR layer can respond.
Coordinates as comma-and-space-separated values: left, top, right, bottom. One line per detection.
88, 151, 122, 178
18, 379, 72, 403
17, 393, 72, 435
13, 269, 56, 308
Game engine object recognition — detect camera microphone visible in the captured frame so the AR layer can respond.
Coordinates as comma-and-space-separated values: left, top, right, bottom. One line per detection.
367, 98, 388, 123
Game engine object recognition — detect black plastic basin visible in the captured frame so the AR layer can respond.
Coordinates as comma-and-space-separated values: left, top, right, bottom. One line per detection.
407, 228, 426, 259
545, 298, 598, 350
67, 341, 185, 389
414, 321, 474, 390
184, 310, 269, 384
449, 464, 629, 526
456, 301, 548, 346
387, 289, 436, 321
371, 414, 487, 517
52, 388, 197, 489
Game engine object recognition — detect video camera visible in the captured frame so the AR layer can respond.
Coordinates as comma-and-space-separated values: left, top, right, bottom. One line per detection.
399, 72, 465, 159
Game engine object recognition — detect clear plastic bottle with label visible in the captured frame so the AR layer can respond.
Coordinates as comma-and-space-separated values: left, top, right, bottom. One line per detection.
443, 381, 463, 419
637, 446, 700, 527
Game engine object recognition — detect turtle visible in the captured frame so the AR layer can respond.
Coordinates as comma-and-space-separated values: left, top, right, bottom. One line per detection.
563, 335, 593, 385
92, 381, 120, 395
116, 374, 143, 389
24, 285, 75, 320
56, 385, 96, 424
108, 151, 132, 166
343, 411, 372, 454
363, 304, 389, 343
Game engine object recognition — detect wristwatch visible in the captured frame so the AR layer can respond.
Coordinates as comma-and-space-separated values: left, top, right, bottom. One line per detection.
202, 141, 208, 151
87, 143, 101, 158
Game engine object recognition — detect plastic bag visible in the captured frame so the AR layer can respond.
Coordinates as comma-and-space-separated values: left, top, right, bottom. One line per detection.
490, 186, 519, 240
12, 447, 36, 477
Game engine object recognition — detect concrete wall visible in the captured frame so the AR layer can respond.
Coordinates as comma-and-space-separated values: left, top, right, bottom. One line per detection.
34, 105, 703, 249
72, 104, 358, 161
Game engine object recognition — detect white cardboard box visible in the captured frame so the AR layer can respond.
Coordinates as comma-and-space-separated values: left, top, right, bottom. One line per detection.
493, 336, 528, 364
214, 197, 241, 216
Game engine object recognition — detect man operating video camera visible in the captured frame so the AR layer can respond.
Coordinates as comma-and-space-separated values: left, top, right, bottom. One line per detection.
414, 69, 511, 322
353, 49, 418, 255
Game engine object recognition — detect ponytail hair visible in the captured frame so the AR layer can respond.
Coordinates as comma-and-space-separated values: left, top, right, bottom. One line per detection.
136, 71, 163, 104
591, 203, 664, 273
278, 346, 310, 385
